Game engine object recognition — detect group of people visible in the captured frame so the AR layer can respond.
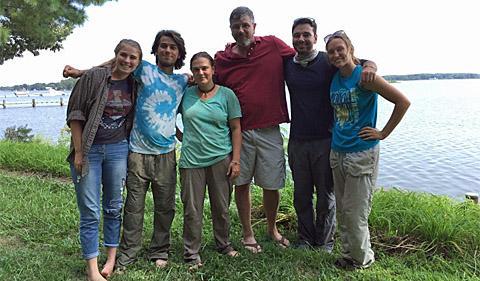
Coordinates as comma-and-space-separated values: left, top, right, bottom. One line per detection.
65, 6, 410, 281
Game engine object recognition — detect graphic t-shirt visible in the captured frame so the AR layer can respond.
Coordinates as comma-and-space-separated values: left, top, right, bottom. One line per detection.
330, 65, 379, 152
129, 60, 188, 154
94, 78, 133, 144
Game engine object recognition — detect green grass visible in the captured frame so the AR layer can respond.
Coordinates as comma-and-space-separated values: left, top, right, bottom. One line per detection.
371, 188, 480, 257
1, 140, 480, 280
0, 140, 69, 177
1, 173, 480, 280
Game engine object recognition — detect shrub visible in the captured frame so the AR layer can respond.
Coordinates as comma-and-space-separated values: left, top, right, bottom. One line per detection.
4, 124, 34, 142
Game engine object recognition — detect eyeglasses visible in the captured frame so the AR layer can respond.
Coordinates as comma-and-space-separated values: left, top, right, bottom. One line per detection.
324, 30, 346, 43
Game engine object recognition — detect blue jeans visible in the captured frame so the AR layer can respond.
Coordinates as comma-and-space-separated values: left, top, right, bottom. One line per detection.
70, 140, 128, 259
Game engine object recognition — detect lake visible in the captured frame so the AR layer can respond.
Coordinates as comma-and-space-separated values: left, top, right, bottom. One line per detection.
1, 79, 479, 199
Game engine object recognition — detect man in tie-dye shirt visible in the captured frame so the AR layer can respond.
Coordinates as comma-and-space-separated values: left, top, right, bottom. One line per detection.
63, 30, 188, 271
117, 30, 188, 269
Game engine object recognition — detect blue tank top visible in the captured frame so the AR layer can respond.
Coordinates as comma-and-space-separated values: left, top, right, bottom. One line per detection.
330, 65, 379, 152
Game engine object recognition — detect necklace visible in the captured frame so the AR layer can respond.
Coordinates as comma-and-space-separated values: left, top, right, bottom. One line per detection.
198, 84, 216, 96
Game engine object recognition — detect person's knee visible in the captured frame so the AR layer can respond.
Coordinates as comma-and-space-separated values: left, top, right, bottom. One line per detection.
234, 184, 250, 196
104, 198, 123, 219
263, 189, 279, 198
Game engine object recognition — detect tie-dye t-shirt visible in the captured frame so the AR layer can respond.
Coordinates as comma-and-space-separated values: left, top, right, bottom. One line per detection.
129, 60, 188, 155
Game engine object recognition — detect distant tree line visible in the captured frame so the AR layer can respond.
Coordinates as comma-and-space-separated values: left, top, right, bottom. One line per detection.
1, 73, 479, 92
0, 78, 77, 91
383, 73, 480, 81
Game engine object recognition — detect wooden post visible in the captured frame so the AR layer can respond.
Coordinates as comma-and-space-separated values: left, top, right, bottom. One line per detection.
32, 98, 36, 107
465, 192, 479, 204
60, 97, 64, 106
2, 99, 5, 109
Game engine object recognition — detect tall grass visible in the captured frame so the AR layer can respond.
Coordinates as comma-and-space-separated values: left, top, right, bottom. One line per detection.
371, 188, 480, 256
0, 140, 69, 177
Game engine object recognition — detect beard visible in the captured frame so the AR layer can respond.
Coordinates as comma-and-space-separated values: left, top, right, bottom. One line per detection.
236, 38, 252, 47
157, 57, 175, 68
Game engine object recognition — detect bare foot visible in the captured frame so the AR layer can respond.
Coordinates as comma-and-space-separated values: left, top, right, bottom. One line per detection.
87, 271, 107, 281
155, 259, 168, 269
100, 263, 114, 279
86, 258, 107, 281
101, 247, 116, 278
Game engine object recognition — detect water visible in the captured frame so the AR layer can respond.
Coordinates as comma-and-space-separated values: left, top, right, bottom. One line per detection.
1, 80, 479, 198
375, 79, 480, 199
0, 91, 69, 142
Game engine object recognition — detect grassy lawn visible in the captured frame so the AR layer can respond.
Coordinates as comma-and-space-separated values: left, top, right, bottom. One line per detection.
1, 173, 479, 281
1, 140, 479, 280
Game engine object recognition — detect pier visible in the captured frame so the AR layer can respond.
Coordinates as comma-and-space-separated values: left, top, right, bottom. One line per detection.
2, 98, 65, 109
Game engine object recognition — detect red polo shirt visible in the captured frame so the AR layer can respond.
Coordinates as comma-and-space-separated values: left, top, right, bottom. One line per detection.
214, 36, 295, 131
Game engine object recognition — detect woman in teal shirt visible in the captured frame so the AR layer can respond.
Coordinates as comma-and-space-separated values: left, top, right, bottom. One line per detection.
178, 52, 242, 268
325, 31, 410, 270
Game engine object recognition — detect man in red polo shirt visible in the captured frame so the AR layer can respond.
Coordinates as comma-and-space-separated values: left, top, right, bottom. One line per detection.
215, 6, 295, 252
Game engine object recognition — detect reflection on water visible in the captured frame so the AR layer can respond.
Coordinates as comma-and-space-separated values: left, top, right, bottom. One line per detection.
1, 80, 479, 198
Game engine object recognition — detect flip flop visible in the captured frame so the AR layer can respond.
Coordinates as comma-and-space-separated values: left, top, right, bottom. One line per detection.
272, 236, 290, 248
241, 239, 262, 254
226, 249, 240, 257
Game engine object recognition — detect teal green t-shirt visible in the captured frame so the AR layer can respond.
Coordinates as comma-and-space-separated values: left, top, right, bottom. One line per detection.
179, 85, 242, 168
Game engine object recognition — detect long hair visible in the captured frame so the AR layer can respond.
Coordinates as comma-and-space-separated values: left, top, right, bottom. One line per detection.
151, 30, 186, 69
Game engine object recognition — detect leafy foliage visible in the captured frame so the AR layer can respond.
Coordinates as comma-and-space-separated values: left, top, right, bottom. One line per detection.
0, 0, 115, 64
4, 124, 34, 142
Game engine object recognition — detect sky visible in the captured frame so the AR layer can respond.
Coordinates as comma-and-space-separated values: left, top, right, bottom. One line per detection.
0, 0, 479, 86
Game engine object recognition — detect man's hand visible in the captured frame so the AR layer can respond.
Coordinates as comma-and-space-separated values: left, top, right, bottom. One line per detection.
63, 65, 83, 78
185, 73, 195, 85
361, 65, 377, 83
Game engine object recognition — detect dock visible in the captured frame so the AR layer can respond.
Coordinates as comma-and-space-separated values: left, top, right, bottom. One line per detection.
2, 98, 65, 109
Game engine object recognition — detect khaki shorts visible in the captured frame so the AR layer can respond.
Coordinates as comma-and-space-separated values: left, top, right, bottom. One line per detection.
235, 126, 286, 190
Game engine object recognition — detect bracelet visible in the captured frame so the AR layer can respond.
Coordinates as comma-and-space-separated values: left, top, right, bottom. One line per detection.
231, 160, 240, 165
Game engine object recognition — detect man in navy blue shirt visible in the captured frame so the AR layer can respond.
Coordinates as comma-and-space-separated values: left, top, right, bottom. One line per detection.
284, 18, 377, 253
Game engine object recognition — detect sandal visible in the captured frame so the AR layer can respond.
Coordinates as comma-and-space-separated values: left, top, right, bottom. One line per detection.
241, 239, 262, 254
334, 257, 374, 270
226, 249, 240, 257
187, 261, 203, 271
272, 236, 290, 248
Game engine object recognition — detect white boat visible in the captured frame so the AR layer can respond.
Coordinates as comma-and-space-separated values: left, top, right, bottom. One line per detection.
14, 89, 29, 97
40, 87, 63, 97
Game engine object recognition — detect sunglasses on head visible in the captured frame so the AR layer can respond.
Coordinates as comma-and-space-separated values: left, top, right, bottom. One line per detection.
324, 30, 346, 43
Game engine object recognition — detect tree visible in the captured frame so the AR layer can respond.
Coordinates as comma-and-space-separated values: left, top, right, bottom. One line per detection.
0, 0, 114, 64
